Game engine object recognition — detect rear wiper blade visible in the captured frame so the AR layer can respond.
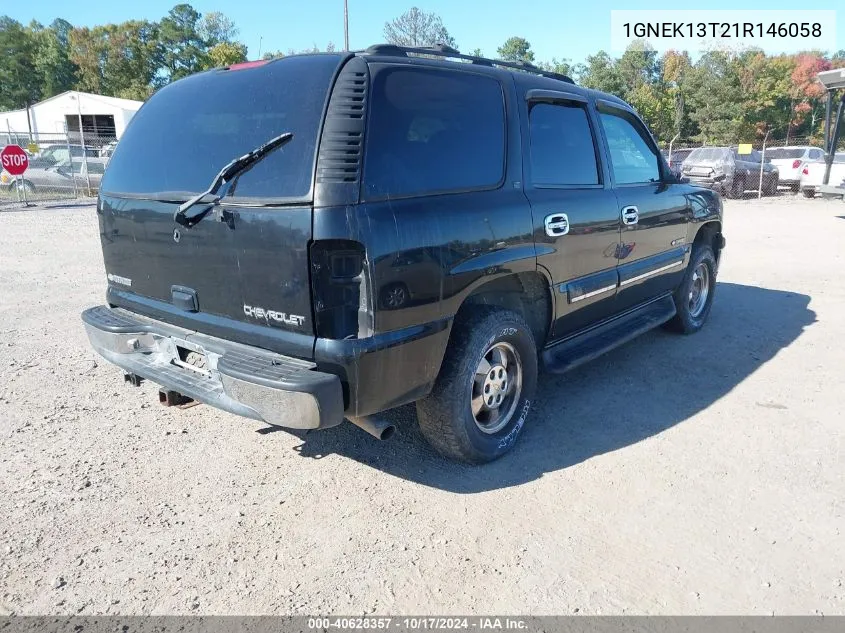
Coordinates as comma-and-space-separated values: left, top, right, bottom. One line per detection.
173, 131, 293, 227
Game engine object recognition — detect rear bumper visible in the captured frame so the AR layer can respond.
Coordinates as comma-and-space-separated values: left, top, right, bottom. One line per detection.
81, 305, 344, 430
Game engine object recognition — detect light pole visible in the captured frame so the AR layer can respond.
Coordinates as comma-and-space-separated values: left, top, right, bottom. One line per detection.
344, 0, 349, 51
71, 93, 92, 196
758, 128, 771, 200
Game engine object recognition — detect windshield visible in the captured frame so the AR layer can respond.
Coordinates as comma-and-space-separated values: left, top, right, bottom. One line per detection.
102, 54, 341, 200
686, 148, 729, 162
767, 148, 805, 159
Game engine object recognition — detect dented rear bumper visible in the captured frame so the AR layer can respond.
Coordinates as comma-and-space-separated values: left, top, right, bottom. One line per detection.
81, 305, 344, 430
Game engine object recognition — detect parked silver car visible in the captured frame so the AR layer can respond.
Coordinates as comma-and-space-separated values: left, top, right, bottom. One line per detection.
1, 158, 107, 195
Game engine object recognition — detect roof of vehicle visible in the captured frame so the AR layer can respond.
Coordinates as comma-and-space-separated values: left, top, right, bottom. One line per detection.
356, 43, 631, 110
184, 46, 631, 112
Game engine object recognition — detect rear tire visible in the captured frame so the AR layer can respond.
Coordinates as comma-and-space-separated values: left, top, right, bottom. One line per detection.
416, 307, 538, 464
765, 175, 778, 196
665, 244, 717, 335
15, 180, 34, 195
802, 189, 815, 199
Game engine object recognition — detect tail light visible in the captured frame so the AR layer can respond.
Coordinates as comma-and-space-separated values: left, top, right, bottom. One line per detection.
310, 240, 372, 340
792, 160, 802, 169
802, 166, 809, 175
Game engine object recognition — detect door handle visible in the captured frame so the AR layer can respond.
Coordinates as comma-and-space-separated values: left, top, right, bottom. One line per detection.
544, 213, 570, 237
621, 205, 639, 226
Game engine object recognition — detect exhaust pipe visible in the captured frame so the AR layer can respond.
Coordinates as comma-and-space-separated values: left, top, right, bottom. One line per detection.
349, 416, 396, 441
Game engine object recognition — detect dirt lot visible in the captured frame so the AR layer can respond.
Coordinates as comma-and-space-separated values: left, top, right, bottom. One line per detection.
1, 195, 844, 616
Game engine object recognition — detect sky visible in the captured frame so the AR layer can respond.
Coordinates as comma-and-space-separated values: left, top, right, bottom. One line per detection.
5, 0, 843, 66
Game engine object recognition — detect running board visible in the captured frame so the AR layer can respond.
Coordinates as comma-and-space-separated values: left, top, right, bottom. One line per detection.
542, 294, 677, 374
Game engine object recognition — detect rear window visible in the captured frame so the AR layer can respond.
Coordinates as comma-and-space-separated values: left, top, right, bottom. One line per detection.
767, 148, 805, 159
686, 148, 729, 162
102, 55, 341, 200
363, 66, 505, 199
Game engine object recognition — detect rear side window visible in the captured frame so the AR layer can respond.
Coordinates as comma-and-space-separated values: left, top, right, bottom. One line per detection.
768, 148, 804, 159
363, 67, 505, 199
599, 110, 660, 184
102, 55, 340, 199
528, 102, 599, 186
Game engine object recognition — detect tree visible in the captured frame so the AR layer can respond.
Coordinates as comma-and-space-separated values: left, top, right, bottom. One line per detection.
206, 42, 248, 68
683, 50, 747, 143
497, 37, 534, 63
198, 11, 238, 47
68, 27, 102, 94
469, 47, 483, 58
790, 53, 832, 134
384, 7, 456, 48
538, 58, 573, 77
737, 51, 794, 137
617, 42, 659, 96
579, 51, 624, 96
69, 20, 162, 100
0, 17, 41, 110
30, 19, 78, 99
159, 4, 208, 81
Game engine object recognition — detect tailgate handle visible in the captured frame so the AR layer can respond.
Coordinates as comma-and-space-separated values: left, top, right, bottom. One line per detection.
171, 286, 199, 312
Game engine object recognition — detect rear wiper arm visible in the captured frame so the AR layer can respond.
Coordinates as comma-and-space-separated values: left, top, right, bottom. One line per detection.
173, 131, 293, 227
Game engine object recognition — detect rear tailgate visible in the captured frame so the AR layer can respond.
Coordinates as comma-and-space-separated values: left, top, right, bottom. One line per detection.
98, 55, 345, 358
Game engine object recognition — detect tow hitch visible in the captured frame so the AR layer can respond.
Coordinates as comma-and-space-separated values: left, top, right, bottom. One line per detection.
158, 389, 199, 409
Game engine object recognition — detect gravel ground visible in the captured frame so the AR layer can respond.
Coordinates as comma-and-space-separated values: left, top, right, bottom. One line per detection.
1, 194, 844, 615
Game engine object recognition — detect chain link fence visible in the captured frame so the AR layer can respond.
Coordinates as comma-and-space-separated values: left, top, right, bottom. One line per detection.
662, 135, 845, 200
3, 129, 843, 209
1, 130, 117, 209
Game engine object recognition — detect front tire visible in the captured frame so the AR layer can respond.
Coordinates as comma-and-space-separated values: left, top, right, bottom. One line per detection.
727, 175, 745, 199
802, 189, 815, 199
379, 283, 409, 310
665, 244, 717, 334
416, 307, 538, 464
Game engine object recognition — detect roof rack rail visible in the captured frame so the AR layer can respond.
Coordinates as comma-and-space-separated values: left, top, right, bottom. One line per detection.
362, 43, 575, 84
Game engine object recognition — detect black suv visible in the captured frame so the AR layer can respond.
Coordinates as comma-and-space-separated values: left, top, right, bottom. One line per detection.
82, 45, 724, 463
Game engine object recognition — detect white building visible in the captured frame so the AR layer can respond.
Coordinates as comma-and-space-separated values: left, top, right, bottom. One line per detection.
0, 90, 143, 146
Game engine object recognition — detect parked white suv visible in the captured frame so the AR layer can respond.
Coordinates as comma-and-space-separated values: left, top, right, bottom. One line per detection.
766, 146, 824, 191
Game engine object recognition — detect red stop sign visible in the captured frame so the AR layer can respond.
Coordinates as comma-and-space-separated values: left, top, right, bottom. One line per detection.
1, 145, 29, 176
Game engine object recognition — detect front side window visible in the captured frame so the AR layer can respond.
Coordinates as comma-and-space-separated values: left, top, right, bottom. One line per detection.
364, 67, 505, 199
528, 102, 599, 186
599, 110, 660, 184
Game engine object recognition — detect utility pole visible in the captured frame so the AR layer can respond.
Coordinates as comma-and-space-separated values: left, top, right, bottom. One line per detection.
344, 0, 349, 51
